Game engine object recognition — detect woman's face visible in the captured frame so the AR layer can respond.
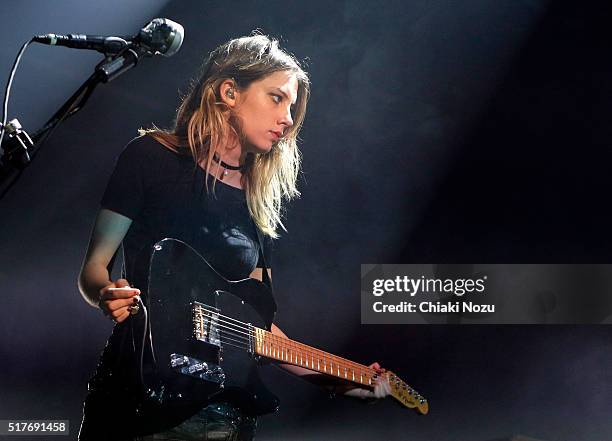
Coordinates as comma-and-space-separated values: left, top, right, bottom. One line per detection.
233, 70, 298, 153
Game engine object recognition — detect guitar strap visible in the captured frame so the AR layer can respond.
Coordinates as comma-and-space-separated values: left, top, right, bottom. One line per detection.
253, 221, 274, 294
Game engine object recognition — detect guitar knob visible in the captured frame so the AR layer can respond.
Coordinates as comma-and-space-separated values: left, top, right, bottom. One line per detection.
188, 363, 206, 374
170, 355, 189, 368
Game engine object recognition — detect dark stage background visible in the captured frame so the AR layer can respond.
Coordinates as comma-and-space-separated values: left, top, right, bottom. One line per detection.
1, 1, 611, 440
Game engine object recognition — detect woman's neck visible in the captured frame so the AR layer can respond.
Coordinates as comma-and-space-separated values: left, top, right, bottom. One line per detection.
218, 146, 247, 167
217, 130, 247, 166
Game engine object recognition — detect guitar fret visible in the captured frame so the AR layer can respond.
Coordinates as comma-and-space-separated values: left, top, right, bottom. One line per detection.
253, 328, 377, 390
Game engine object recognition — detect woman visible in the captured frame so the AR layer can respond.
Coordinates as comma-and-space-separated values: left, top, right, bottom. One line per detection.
78, 33, 389, 441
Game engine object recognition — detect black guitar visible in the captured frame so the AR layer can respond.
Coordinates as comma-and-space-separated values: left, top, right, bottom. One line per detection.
135, 238, 428, 416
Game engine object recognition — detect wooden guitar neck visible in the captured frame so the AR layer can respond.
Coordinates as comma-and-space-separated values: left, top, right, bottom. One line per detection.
252, 328, 429, 415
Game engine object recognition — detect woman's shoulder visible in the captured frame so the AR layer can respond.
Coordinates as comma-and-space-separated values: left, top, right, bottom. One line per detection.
121, 133, 185, 160
117, 134, 197, 174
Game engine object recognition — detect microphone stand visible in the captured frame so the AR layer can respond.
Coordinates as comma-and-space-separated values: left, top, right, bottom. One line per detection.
0, 45, 147, 200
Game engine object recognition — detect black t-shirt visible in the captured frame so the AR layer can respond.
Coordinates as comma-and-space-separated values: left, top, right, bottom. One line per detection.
84, 136, 275, 434
101, 134, 272, 286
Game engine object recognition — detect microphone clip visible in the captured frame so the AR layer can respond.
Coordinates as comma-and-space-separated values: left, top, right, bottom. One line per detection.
0, 118, 34, 170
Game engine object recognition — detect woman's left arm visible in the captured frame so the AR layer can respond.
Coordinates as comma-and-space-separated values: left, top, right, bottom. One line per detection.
249, 268, 391, 401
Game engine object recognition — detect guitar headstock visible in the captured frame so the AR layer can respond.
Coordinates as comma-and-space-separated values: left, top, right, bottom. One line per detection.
386, 371, 429, 415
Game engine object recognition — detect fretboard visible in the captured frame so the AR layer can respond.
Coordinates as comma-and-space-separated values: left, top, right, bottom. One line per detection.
252, 328, 377, 386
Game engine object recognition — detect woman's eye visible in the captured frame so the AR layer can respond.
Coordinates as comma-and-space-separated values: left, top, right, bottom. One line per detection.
271, 94, 282, 103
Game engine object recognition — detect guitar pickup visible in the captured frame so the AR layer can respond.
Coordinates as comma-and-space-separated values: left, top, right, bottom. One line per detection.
192, 301, 221, 347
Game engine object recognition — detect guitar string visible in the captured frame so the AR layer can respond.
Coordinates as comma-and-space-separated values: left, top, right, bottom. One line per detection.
214, 335, 250, 352
196, 307, 375, 374
211, 323, 372, 375
194, 306, 380, 380
196, 305, 376, 372
194, 310, 252, 338
212, 329, 399, 393
194, 302, 252, 327
192, 310, 415, 396
193, 305, 418, 396
215, 331, 250, 349
207, 330, 417, 403
212, 327, 364, 375
196, 307, 380, 378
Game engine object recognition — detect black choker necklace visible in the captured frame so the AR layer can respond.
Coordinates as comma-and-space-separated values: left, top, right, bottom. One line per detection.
212, 154, 244, 180
212, 154, 244, 171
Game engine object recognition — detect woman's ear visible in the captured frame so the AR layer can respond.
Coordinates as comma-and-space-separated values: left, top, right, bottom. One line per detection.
220, 79, 239, 108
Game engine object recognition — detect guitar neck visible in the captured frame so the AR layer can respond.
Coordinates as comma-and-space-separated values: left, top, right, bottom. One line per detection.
191, 302, 427, 414
252, 328, 376, 386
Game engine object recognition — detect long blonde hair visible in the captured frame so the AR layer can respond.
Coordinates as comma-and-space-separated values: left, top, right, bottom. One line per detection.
141, 33, 310, 238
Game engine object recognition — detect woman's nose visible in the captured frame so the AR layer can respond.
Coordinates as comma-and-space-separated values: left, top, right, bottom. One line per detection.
279, 107, 293, 128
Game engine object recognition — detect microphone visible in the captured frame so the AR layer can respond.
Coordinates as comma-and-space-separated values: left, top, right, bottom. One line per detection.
95, 19, 184, 82
32, 34, 129, 54
33, 18, 184, 57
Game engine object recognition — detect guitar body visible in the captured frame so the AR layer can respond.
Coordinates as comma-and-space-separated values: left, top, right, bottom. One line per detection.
82, 239, 427, 441
139, 238, 279, 416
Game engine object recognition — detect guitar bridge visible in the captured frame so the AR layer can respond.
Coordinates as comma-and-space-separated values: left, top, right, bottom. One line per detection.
192, 301, 221, 347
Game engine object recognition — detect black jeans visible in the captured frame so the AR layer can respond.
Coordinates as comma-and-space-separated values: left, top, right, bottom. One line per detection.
136, 403, 257, 441
79, 393, 256, 441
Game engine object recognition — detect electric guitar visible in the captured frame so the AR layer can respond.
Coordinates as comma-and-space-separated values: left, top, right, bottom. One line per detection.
136, 238, 428, 416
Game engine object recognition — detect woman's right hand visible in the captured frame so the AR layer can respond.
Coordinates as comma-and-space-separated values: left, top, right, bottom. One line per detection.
98, 278, 141, 323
